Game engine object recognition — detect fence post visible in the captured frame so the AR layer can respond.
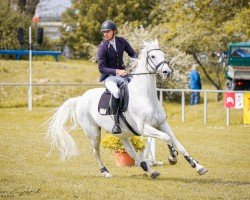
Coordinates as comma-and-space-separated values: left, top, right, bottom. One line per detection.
160, 90, 163, 105
204, 91, 207, 125
226, 107, 230, 126
28, 27, 32, 111
182, 91, 185, 122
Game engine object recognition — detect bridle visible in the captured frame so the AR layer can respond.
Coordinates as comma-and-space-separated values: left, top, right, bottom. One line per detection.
147, 48, 168, 72
129, 48, 169, 76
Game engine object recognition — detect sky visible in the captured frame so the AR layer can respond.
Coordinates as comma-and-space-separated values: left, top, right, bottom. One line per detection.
35, 0, 72, 22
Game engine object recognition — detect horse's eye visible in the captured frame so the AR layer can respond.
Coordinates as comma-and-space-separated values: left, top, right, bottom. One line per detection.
151, 55, 155, 59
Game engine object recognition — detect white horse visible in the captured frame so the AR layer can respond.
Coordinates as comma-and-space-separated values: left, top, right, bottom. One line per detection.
47, 40, 208, 179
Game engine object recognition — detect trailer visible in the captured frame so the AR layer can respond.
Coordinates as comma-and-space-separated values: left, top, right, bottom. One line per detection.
226, 42, 250, 90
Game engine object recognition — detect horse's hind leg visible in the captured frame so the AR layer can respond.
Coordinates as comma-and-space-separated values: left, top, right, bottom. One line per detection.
79, 122, 112, 178
120, 138, 160, 179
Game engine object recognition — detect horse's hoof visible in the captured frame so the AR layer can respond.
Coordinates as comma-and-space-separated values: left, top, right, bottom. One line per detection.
103, 172, 112, 178
151, 171, 161, 179
197, 167, 208, 175
168, 157, 177, 165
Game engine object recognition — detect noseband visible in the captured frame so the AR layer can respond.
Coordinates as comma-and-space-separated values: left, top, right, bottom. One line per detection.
147, 49, 168, 72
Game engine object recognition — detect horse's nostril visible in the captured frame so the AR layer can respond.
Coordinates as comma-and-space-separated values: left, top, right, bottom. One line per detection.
163, 71, 171, 77
163, 71, 169, 74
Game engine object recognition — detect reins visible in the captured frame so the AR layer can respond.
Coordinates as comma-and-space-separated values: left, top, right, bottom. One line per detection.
128, 72, 156, 76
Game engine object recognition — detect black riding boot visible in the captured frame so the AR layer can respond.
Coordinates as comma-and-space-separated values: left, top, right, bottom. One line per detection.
111, 96, 122, 134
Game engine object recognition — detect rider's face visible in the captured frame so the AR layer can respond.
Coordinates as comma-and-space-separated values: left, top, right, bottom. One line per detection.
102, 30, 115, 41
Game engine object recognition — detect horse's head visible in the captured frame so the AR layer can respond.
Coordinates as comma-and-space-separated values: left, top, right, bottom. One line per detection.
143, 39, 172, 79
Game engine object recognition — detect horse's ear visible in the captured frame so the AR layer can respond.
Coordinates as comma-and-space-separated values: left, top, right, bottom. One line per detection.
154, 39, 159, 46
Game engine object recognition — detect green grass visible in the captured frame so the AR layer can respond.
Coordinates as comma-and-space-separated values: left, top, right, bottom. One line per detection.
163, 101, 244, 126
0, 60, 100, 107
0, 59, 249, 199
0, 59, 225, 108
0, 107, 249, 199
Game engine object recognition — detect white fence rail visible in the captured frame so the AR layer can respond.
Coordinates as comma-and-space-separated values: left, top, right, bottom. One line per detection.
0, 82, 248, 126
158, 88, 248, 126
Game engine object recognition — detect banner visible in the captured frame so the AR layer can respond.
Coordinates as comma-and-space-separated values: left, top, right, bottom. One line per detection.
224, 92, 235, 108
243, 93, 250, 124
235, 93, 244, 109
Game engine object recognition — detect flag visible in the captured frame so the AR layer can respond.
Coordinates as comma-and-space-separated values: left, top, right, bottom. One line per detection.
224, 92, 235, 108
235, 93, 243, 109
243, 93, 250, 124
32, 14, 40, 24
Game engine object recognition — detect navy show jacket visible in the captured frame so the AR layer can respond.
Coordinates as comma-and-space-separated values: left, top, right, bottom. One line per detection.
97, 36, 137, 82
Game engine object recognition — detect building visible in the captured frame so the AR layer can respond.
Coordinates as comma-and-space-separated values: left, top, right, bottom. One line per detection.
34, 0, 72, 57
37, 22, 63, 41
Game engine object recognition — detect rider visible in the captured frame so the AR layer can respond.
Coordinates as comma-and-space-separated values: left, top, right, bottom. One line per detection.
97, 20, 137, 134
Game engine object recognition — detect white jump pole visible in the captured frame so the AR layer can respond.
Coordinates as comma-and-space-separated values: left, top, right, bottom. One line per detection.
147, 137, 156, 161
28, 27, 32, 111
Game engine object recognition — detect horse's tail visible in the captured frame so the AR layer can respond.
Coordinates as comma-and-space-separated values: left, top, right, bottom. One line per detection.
46, 97, 80, 161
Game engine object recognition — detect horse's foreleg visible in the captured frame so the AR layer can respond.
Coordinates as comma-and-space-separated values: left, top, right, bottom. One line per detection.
120, 138, 161, 179
158, 123, 179, 165
144, 124, 208, 175
160, 122, 208, 175
143, 124, 177, 163
159, 122, 189, 156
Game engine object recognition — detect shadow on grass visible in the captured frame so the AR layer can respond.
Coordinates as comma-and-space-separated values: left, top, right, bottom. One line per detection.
124, 174, 250, 186
0, 186, 41, 198
87, 173, 250, 186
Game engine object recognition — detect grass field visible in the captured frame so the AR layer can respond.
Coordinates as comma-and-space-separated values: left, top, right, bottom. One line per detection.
0, 59, 249, 199
0, 59, 226, 108
0, 60, 100, 107
0, 107, 249, 199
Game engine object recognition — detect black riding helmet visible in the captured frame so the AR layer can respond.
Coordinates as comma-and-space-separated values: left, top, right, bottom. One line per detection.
101, 20, 117, 32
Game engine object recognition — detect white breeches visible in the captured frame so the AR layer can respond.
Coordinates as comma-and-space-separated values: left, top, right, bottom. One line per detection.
103, 75, 128, 99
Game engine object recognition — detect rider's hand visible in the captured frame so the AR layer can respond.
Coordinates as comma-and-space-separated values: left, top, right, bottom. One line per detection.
116, 69, 128, 77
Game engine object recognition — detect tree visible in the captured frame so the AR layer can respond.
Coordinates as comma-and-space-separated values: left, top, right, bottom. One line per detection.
88, 23, 195, 92
60, 0, 249, 102
0, 0, 31, 50
25, 0, 39, 16
13, 0, 39, 15
156, 0, 249, 100
61, 0, 159, 57
18, 0, 26, 10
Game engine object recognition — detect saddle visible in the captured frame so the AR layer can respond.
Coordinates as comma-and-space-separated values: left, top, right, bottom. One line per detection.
98, 83, 129, 115
98, 82, 140, 136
